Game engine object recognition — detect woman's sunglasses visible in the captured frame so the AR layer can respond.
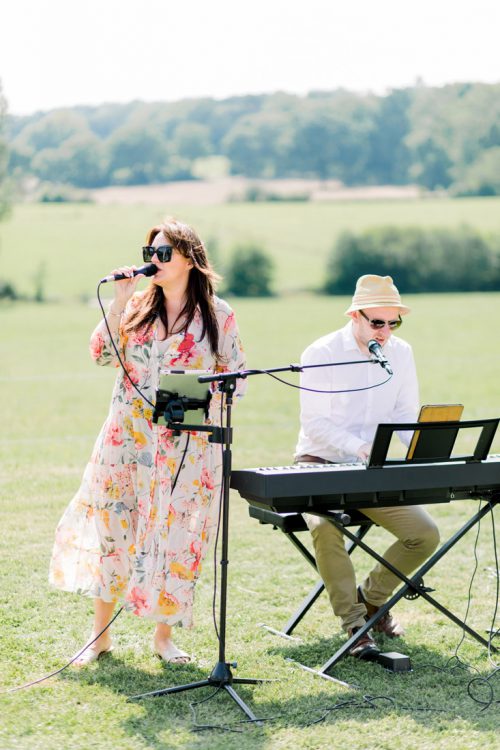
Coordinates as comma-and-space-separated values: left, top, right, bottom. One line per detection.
142, 245, 174, 263
360, 309, 402, 330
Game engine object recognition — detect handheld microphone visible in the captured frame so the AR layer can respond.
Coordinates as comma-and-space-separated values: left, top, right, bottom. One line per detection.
100, 264, 158, 284
368, 339, 393, 376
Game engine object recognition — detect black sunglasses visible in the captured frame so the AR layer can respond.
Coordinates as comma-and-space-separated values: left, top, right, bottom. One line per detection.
142, 245, 174, 263
360, 309, 402, 330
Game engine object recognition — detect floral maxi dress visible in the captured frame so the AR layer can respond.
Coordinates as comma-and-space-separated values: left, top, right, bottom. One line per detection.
49, 293, 246, 627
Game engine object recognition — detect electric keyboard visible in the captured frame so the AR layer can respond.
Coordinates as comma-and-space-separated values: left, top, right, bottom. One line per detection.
230, 455, 500, 512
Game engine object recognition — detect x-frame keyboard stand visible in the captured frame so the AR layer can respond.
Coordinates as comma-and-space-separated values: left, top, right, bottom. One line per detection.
249, 506, 373, 639
306, 493, 499, 681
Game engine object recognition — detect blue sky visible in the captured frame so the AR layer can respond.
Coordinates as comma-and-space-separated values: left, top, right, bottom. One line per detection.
1, 0, 499, 115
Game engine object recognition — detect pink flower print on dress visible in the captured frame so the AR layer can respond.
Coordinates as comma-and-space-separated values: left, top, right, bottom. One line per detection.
189, 539, 203, 573
200, 467, 215, 490
132, 326, 154, 346
126, 586, 151, 616
90, 332, 105, 360
170, 333, 196, 367
123, 362, 140, 394
105, 422, 124, 446
223, 311, 235, 334
158, 427, 175, 452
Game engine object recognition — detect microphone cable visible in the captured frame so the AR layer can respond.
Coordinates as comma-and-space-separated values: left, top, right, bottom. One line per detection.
412, 498, 500, 710
2, 427, 189, 696
210, 392, 228, 644
97, 276, 225, 643
263, 368, 393, 394
1, 607, 124, 694
96, 280, 192, 492
1, 283, 194, 694
96, 281, 155, 407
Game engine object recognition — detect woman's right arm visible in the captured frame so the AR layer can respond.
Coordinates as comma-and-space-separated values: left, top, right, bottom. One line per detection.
89, 266, 145, 367
89, 302, 126, 366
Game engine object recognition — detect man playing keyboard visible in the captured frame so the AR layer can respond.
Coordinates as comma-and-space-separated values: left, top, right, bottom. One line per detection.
294, 274, 440, 660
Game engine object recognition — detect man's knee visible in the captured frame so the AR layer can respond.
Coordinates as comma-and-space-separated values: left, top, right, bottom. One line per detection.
308, 517, 345, 553
405, 516, 440, 555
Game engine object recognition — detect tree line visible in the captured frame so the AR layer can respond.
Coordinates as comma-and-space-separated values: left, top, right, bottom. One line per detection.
4, 82, 500, 195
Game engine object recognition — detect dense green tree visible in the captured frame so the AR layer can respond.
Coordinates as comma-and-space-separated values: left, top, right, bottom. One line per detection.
171, 122, 212, 160
224, 244, 274, 297
31, 133, 108, 187
223, 111, 291, 177
12, 109, 90, 152
107, 124, 169, 184
453, 147, 500, 196
83, 101, 144, 139
5, 84, 500, 194
366, 89, 412, 184
409, 138, 453, 190
325, 226, 500, 294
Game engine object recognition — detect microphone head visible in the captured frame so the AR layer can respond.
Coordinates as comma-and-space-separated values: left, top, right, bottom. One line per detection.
141, 263, 158, 278
367, 339, 381, 354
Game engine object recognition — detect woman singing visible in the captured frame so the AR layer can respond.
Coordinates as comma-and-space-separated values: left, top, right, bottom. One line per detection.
50, 218, 246, 665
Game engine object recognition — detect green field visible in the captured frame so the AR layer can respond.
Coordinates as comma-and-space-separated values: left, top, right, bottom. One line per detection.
1, 200, 500, 749
2, 196, 500, 299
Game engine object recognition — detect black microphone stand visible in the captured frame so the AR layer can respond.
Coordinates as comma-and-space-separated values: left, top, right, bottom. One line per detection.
129, 357, 385, 721
129, 372, 267, 724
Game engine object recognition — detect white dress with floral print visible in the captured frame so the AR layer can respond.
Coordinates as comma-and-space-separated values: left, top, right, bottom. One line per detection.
49, 293, 245, 627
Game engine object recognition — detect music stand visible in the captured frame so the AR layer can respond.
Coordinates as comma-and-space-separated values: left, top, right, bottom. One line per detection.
368, 417, 499, 467
129, 372, 266, 725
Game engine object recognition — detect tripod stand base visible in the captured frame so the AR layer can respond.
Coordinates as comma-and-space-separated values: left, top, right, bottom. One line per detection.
128, 661, 267, 725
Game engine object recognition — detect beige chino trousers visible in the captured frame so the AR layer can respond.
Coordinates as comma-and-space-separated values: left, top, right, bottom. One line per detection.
298, 457, 440, 632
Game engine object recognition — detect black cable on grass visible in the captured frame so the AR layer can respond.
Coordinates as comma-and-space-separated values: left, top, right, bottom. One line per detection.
411, 500, 499, 710
467, 668, 500, 711
189, 686, 245, 733
452, 501, 483, 660
190, 693, 448, 733
1, 607, 124, 693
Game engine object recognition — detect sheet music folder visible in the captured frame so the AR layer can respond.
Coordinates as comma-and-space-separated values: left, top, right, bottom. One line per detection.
367, 417, 499, 468
406, 403, 464, 461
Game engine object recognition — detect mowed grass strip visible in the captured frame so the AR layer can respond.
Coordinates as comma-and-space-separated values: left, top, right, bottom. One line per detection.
1, 292, 499, 749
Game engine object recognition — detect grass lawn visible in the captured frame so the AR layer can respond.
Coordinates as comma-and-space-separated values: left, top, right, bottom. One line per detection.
1, 290, 499, 749
1, 196, 500, 300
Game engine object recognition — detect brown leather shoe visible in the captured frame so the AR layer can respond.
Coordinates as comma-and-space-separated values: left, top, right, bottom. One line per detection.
358, 586, 405, 638
347, 626, 379, 660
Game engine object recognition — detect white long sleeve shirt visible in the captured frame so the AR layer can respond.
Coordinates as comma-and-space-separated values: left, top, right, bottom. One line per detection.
294, 322, 419, 463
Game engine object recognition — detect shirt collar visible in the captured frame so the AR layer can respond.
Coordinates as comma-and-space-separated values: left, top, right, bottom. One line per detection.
341, 321, 363, 353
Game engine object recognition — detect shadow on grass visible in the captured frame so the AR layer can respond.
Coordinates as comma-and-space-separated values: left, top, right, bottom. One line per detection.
57, 633, 500, 748
266, 632, 500, 726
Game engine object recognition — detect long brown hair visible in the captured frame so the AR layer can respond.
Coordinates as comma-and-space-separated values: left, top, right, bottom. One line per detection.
123, 219, 222, 358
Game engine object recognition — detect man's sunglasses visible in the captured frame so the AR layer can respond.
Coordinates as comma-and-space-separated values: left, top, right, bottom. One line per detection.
142, 245, 174, 263
360, 309, 402, 330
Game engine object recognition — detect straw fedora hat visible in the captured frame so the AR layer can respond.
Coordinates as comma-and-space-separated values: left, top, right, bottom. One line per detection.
345, 274, 410, 315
